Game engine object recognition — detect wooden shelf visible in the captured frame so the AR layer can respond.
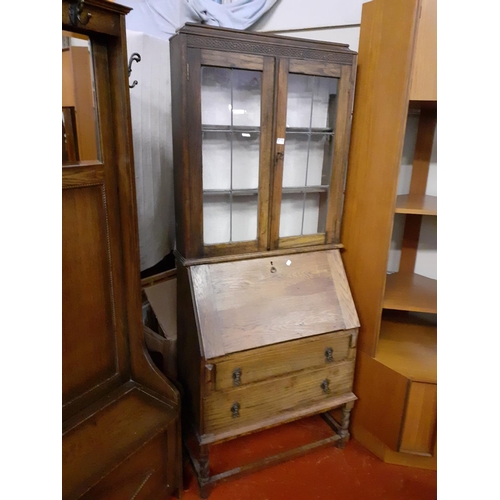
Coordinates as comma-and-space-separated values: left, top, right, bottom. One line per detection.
376, 311, 436, 383
395, 194, 437, 215
383, 272, 436, 313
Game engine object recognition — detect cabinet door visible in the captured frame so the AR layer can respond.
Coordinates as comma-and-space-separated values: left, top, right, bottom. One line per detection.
270, 59, 354, 249
187, 49, 275, 257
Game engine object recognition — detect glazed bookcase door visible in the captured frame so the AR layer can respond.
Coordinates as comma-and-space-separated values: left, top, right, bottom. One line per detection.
187, 48, 275, 257
270, 58, 354, 250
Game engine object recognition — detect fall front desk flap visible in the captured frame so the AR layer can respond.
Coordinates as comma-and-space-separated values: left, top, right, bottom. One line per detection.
189, 249, 359, 359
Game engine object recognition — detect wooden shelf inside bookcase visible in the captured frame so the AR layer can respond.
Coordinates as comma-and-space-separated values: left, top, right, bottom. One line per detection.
383, 272, 437, 313
376, 312, 436, 383
395, 194, 437, 215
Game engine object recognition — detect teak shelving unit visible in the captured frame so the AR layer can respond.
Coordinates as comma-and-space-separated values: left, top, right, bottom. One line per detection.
341, 0, 437, 468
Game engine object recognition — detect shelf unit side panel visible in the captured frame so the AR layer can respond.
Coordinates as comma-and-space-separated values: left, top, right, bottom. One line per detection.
409, 0, 437, 101
340, 0, 421, 356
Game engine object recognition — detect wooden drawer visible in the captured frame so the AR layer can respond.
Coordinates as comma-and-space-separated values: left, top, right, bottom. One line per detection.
203, 360, 355, 434
212, 329, 356, 391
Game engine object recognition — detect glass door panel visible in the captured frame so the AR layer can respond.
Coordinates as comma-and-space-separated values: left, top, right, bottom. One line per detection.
201, 66, 262, 245
279, 73, 338, 238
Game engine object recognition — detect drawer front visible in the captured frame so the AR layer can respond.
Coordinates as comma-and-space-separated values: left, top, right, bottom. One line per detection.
213, 329, 355, 391
204, 361, 355, 434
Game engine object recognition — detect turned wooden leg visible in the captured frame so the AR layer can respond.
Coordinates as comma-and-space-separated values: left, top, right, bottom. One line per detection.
336, 401, 354, 449
198, 444, 213, 499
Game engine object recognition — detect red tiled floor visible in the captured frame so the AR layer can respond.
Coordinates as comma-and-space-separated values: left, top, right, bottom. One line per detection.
181, 416, 437, 500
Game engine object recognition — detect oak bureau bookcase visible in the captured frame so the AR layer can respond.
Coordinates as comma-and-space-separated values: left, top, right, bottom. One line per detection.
170, 24, 360, 497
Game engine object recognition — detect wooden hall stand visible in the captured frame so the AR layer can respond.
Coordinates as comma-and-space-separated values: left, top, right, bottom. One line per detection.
170, 24, 360, 497
62, 1, 182, 498
341, 0, 437, 469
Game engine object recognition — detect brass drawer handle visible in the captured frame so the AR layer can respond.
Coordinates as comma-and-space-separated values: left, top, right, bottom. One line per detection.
231, 402, 240, 418
325, 347, 334, 363
232, 368, 242, 386
321, 379, 330, 394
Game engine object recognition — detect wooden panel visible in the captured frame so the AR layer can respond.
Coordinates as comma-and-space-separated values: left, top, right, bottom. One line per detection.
62, 49, 75, 107
201, 50, 264, 70
327, 250, 360, 328
62, 164, 104, 187
278, 234, 326, 248
191, 250, 359, 359
399, 381, 437, 455
189, 265, 225, 359
176, 265, 203, 428
352, 423, 437, 469
398, 214, 423, 274
398, 108, 437, 272
340, 0, 420, 356
395, 194, 437, 215
353, 351, 409, 451
409, 0, 437, 101
325, 63, 355, 243
203, 240, 259, 258
257, 56, 275, 251
170, 33, 190, 258
186, 47, 204, 257
213, 329, 354, 391
204, 361, 355, 434
289, 59, 342, 78
268, 57, 289, 250
80, 433, 175, 500
409, 109, 437, 196
62, 386, 176, 499
377, 312, 436, 383
177, 243, 343, 267
383, 272, 437, 313
62, 0, 127, 37
202, 392, 357, 445
62, 185, 118, 405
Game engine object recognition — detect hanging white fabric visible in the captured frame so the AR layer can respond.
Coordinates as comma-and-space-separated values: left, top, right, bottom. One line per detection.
123, 0, 279, 270
123, 0, 279, 40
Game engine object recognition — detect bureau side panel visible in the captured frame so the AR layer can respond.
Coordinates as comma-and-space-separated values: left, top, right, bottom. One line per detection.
176, 264, 203, 431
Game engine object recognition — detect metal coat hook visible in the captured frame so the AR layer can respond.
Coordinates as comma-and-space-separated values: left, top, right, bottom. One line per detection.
128, 53, 141, 89
69, 0, 92, 26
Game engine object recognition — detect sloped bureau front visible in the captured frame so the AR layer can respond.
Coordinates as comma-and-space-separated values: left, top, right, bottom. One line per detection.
190, 249, 359, 360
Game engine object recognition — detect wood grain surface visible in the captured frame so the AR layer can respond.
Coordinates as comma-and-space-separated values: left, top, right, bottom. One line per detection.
212, 329, 355, 391
191, 250, 359, 359
204, 361, 355, 434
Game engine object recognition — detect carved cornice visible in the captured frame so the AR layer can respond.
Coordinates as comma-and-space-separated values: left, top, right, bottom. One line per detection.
186, 34, 355, 65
